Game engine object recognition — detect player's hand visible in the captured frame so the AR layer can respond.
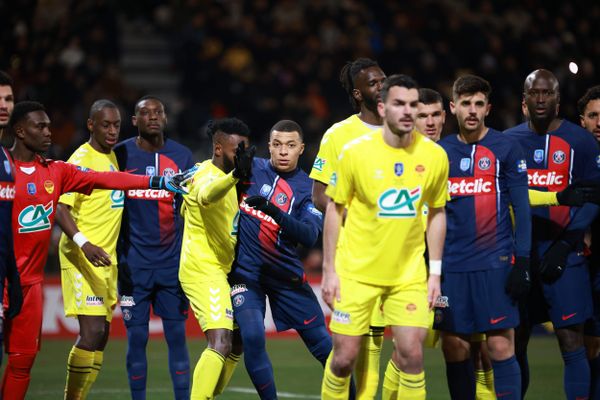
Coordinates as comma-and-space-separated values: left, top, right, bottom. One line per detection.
148, 166, 198, 195
427, 274, 441, 310
233, 141, 256, 180
6, 271, 23, 319
505, 256, 531, 302
321, 269, 341, 310
539, 240, 571, 284
557, 182, 600, 206
82, 242, 112, 267
245, 196, 281, 219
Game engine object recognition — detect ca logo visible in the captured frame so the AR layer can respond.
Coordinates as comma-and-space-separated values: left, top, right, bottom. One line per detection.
18, 201, 53, 233
377, 187, 421, 218
110, 190, 124, 208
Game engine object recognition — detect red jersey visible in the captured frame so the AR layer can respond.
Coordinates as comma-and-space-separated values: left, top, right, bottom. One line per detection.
12, 155, 150, 285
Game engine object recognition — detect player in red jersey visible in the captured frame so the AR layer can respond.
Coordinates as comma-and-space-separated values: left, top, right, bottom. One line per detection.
1, 101, 192, 400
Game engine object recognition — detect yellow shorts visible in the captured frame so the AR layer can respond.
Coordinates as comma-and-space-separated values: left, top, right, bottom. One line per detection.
61, 264, 117, 321
369, 297, 385, 328
180, 271, 233, 332
330, 276, 430, 336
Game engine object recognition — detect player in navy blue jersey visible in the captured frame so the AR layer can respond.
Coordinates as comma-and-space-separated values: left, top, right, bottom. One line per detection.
0, 70, 22, 368
434, 75, 530, 400
115, 96, 194, 400
230, 120, 332, 400
505, 70, 600, 400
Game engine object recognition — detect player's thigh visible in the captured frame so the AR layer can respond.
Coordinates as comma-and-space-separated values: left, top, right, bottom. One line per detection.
434, 271, 475, 334
384, 280, 430, 330
543, 263, 593, 328
119, 268, 153, 327
266, 281, 325, 332
472, 267, 519, 332
369, 297, 385, 329
5, 283, 43, 354
329, 276, 382, 336
61, 265, 114, 321
153, 267, 189, 321
181, 273, 233, 332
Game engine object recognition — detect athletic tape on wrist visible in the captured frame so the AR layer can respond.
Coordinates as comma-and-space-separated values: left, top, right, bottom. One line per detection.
429, 260, 442, 275
73, 232, 89, 248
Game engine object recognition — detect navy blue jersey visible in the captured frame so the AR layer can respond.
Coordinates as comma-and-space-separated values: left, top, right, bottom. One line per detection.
439, 129, 530, 272
505, 121, 600, 262
115, 138, 194, 269
0, 147, 15, 281
234, 158, 323, 282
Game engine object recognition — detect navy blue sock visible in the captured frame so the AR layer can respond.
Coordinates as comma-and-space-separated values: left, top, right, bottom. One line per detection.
445, 359, 475, 400
516, 349, 529, 398
590, 355, 600, 400
491, 355, 521, 400
236, 308, 277, 400
562, 347, 590, 400
163, 319, 190, 400
126, 324, 149, 400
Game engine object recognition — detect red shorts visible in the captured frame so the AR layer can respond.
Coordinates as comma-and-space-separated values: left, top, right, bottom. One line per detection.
5, 282, 43, 354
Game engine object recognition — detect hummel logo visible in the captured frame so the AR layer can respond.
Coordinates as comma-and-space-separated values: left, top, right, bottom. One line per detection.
562, 312, 577, 321
490, 316, 507, 325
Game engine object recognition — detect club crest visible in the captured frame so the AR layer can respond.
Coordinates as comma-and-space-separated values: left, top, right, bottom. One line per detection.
394, 162, 404, 176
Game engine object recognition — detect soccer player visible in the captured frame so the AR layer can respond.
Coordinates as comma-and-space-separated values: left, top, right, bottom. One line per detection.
415, 88, 446, 142
231, 120, 330, 399
578, 85, 600, 399
434, 75, 530, 400
54, 100, 124, 399
115, 96, 194, 400
0, 70, 22, 369
2, 101, 189, 400
321, 74, 449, 400
178, 117, 254, 399
310, 58, 386, 398
505, 69, 600, 400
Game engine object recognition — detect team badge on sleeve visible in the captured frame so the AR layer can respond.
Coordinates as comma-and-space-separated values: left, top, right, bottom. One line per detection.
460, 158, 471, 171
534, 149, 544, 164
517, 159, 527, 173
312, 157, 325, 172
394, 162, 404, 176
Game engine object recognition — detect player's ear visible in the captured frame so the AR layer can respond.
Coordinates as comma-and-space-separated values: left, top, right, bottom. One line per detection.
485, 103, 491, 117
86, 118, 94, 134
449, 101, 456, 115
131, 115, 137, 127
214, 142, 222, 157
13, 124, 25, 139
299, 142, 305, 155
521, 101, 528, 118
352, 88, 362, 103
377, 100, 385, 118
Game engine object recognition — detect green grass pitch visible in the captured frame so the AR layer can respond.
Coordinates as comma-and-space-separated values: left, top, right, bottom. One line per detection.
21, 336, 564, 399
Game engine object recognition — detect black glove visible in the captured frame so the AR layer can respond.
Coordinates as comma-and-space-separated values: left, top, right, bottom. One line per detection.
505, 256, 531, 302
233, 142, 256, 180
245, 195, 282, 220
539, 241, 571, 284
7, 270, 23, 319
557, 182, 600, 206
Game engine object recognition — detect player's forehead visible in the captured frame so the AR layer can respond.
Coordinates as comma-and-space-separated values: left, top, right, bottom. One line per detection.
386, 86, 419, 102
455, 92, 487, 103
270, 130, 302, 143
584, 99, 600, 115
136, 99, 164, 112
355, 67, 386, 85
525, 75, 558, 92
25, 110, 50, 124
93, 107, 121, 122
417, 102, 443, 114
0, 85, 13, 98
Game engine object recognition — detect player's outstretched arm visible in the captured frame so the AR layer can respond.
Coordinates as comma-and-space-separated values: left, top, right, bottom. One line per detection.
197, 171, 239, 206
321, 200, 344, 310
426, 206, 445, 310
529, 183, 600, 207
55, 203, 111, 267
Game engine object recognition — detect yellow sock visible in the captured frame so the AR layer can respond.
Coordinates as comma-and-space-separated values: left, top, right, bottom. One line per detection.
398, 370, 426, 400
382, 359, 400, 400
321, 353, 351, 400
475, 369, 496, 400
65, 347, 95, 400
191, 348, 225, 400
81, 351, 103, 398
214, 352, 241, 395
355, 326, 384, 398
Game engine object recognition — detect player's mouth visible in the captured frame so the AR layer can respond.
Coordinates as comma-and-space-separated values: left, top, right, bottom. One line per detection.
593, 129, 600, 140
278, 159, 289, 165
105, 136, 118, 145
424, 128, 437, 135
0, 112, 8, 121
465, 117, 478, 124
534, 107, 548, 115
147, 123, 160, 129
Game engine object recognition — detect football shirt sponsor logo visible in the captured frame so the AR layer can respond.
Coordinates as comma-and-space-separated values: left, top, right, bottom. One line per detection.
0, 182, 15, 200
18, 201, 53, 233
110, 190, 125, 208
86, 295, 104, 306
527, 170, 564, 187
120, 296, 135, 307
332, 310, 351, 324
448, 177, 494, 196
230, 284, 248, 296
127, 189, 172, 199
377, 186, 421, 218
312, 157, 325, 172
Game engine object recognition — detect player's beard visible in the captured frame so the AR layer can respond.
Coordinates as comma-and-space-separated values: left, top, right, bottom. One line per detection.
387, 119, 413, 137
223, 156, 235, 174
362, 94, 379, 115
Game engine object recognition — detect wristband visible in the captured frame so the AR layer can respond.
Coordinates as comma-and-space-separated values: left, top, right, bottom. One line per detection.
429, 260, 442, 275
73, 232, 89, 248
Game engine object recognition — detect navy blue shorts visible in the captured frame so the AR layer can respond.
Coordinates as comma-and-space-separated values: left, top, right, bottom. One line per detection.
229, 271, 325, 332
524, 262, 592, 329
118, 264, 189, 327
433, 267, 518, 335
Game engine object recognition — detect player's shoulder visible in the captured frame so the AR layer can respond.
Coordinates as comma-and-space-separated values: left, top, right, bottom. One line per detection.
556, 120, 596, 146
252, 157, 271, 171
417, 132, 446, 155
164, 138, 193, 154
66, 142, 93, 164
114, 137, 135, 150
503, 122, 530, 136
340, 129, 378, 155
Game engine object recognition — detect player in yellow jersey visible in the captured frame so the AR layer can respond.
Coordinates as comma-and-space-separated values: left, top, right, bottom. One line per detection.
320, 74, 449, 400
310, 58, 386, 399
55, 100, 124, 399
179, 118, 254, 399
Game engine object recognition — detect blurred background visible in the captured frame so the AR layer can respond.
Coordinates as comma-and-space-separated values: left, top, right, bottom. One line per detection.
2, 0, 598, 274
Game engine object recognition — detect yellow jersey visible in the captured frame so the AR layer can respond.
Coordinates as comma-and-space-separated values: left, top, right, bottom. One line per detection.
326, 130, 448, 286
310, 114, 380, 184
58, 143, 124, 269
179, 160, 239, 282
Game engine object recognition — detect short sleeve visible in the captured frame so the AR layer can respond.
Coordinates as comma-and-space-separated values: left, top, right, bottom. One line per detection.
325, 147, 354, 206
426, 148, 449, 208
309, 131, 336, 185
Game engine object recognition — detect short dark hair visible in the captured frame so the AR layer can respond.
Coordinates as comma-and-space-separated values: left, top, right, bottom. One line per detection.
578, 85, 600, 116
89, 99, 118, 119
269, 119, 303, 141
339, 58, 380, 110
10, 101, 46, 128
419, 88, 444, 105
380, 74, 418, 103
0, 71, 13, 87
452, 75, 491, 100
206, 118, 250, 141
135, 95, 165, 113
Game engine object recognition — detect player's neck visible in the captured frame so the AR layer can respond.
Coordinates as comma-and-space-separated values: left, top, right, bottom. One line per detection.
10, 143, 36, 162
211, 157, 226, 173
382, 128, 413, 149
529, 118, 561, 134
458, 126, 489, 144
136, 133, 164, 152
358, 108, 382, 126
89, 138, 111, 154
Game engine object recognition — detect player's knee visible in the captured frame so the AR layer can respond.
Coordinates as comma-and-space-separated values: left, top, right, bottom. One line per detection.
556, 326, 584, 353
441, 335, 469, 362
585, 336, 600, 359
486, 338, 514, 361
127, 324, 150, 345
394, 343, 423, 370
80, 323, 106, 347
208, 330, 232, 357
7, 353, 36, 377
330, 351, 355, 377
241, 328, 265, 352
